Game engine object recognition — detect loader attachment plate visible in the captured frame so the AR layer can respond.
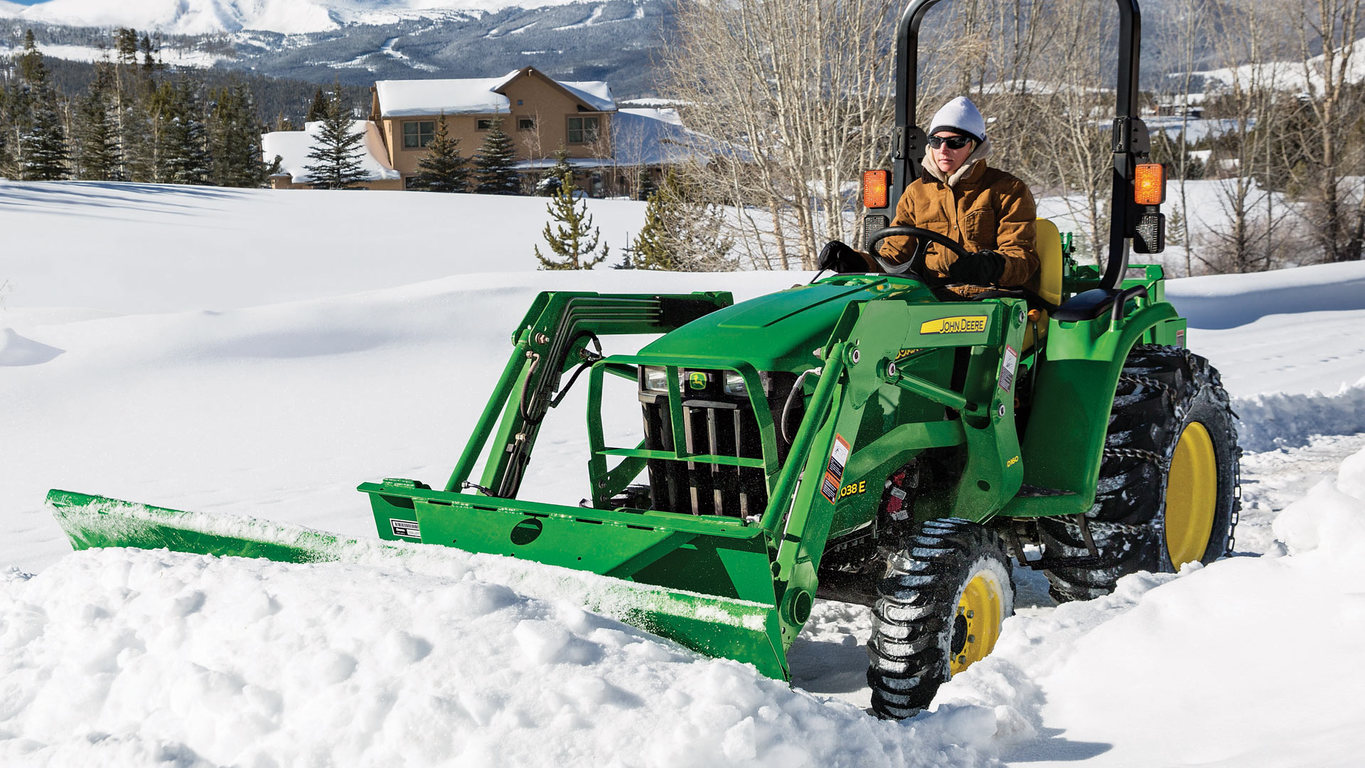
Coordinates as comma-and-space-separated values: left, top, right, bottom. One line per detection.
361, 480, 792, 678
47, 489, 791, 679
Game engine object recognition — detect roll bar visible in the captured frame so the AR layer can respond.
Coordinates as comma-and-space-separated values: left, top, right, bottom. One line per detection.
885, 0, 1151, 291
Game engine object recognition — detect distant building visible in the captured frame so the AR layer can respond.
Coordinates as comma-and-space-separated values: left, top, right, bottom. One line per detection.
263, 66, 705, 197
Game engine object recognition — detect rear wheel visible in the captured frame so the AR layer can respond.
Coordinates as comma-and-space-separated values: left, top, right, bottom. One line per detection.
1041, 345, 1240, 602
867, 518, 1014, 719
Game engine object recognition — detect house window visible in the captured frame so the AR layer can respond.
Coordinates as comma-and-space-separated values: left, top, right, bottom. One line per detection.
518, 117, 536, 132
476, 118, 497, 131
567, 116, 600, 144
402, 120, 435, 149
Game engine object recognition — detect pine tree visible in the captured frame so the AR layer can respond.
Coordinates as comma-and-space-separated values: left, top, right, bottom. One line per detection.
14, 32, 67, 181
628, 185, 675, 270
306, 88, 329, 122
161, 80, 211, 185
209, 82, 268, 188
72, 62, 121, 181
20, 96, 68, 181
535, 147, 573, 196
411, 114, 469, 192
303, 88, 369, 190
626, 170, 735, 271
473, 118, 521, 195
534, 169, 610, 270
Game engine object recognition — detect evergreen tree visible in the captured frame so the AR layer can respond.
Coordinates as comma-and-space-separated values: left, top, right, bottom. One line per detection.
534, 169, 609, 270
535, 147, 573, 196
114, 28, 139, 66
21, 95, 69, 181
411, 113, 469, 192
628, 185, 675, 270
14, 32, 67, 181
473, 118, 521, 195
161, 80, 211, 185
209, 82, 269, 187
73, 60, 121, 180
625, 170, 735, 271
306, 88, 329, 122
303, 88, 369, 189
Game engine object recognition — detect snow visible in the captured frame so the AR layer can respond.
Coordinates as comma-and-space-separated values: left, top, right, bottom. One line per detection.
0, 0, 589, 35
4, 179, 1365, 766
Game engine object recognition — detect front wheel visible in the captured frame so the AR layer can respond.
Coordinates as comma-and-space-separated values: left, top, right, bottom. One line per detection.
866, 518, 1014, 719
1040, 345, 1240, 602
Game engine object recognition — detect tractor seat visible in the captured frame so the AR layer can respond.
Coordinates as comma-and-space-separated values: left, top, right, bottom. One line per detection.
977, 219, 1063, 349
1034, 218, 1064, 311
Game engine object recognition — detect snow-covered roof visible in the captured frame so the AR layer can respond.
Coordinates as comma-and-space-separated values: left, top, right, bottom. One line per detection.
512, 107, 715, 171
375, 76, 515, 117
261, 120, 400, 185
374, 68, 615, 118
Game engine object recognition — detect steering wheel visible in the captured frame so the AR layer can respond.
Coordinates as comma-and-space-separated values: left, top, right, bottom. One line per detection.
864, 226, 972, 279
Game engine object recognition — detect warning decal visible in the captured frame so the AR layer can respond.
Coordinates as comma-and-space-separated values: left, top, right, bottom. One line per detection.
821, 434, 851, 504
999, 345, 1018, 393
390, 518, 420, 539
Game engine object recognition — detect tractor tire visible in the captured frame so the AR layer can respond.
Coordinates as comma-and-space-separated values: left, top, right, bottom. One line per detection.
1040, 345, 1240, 603
867, 518, 1014, 720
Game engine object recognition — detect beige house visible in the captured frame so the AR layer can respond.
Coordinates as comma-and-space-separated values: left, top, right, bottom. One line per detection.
264, 67, 707, 196
371, 66, 616, 188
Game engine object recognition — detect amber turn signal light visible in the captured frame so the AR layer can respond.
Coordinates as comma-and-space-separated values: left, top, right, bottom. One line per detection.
1134, 163, 1166, 206
863, 170, 890, 209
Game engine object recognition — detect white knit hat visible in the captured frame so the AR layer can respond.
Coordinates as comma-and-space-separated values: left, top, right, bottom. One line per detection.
928, 96, 986, 142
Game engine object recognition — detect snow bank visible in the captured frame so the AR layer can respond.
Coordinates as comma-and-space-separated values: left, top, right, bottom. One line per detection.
0, 327, 63, 366
0, 548, 994, 768
1234, 379, 1365, 451
980, 446, 1365, 767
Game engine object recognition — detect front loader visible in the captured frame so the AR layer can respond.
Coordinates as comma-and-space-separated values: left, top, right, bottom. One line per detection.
50, 0, 1239, 719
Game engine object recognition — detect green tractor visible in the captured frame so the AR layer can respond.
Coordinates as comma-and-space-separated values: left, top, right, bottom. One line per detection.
50, 0, 1238, 719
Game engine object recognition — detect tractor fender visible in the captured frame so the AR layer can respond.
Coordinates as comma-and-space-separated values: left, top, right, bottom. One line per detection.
1006, 300, 1180, 517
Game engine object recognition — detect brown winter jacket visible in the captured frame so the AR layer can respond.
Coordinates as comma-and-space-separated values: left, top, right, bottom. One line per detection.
875, 141, 1039, 298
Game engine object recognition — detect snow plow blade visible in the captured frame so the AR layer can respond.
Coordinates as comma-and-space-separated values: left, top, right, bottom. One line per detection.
46, 489, 789, 678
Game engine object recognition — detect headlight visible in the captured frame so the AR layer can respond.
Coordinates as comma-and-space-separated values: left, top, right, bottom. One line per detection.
642, 366, 669, 393
722, 371, 748, 396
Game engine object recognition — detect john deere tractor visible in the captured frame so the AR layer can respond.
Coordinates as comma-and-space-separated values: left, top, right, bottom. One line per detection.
50, 0, 1239, 719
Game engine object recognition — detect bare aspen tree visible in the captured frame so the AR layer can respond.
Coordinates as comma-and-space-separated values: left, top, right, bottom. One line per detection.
1194, 0, 1296, 273
1162, 0, 1211, 274
661, 0, 899, 270
1025, 0, 1117, 264
1285, 0, 1365, 262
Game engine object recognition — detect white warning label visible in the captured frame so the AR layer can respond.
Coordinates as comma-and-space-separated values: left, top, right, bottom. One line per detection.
390, 519, 420, 539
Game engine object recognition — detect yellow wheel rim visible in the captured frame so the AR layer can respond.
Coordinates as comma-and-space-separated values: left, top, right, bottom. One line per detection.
1165, 421, 1218, 567
949, 569, 1005, 675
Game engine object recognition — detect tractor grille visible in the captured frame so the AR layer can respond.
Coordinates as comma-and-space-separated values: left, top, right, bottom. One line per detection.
639, 370, 800, 518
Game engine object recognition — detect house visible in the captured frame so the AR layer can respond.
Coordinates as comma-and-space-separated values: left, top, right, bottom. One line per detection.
262, 67, 704, 197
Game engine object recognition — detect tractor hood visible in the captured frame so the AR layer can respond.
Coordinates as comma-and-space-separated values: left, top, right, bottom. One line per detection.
639, 277, 925, 372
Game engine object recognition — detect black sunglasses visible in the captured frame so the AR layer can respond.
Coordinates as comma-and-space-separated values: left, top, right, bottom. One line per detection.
927, 135, 972, 150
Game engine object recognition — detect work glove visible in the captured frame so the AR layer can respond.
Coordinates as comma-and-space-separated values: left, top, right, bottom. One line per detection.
947, 249, 1006, 285
817, 240, 869, 273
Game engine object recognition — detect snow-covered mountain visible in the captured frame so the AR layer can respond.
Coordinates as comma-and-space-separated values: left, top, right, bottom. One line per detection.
0, 0, 589, 35
0, 0, 669, 95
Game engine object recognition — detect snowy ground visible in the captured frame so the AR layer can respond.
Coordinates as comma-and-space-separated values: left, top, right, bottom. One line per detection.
3, 180, 1365, 767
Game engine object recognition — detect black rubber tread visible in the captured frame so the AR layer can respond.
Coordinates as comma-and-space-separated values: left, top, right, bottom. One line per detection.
866, 518, 1015, 720
1039, 345, 1241, 602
